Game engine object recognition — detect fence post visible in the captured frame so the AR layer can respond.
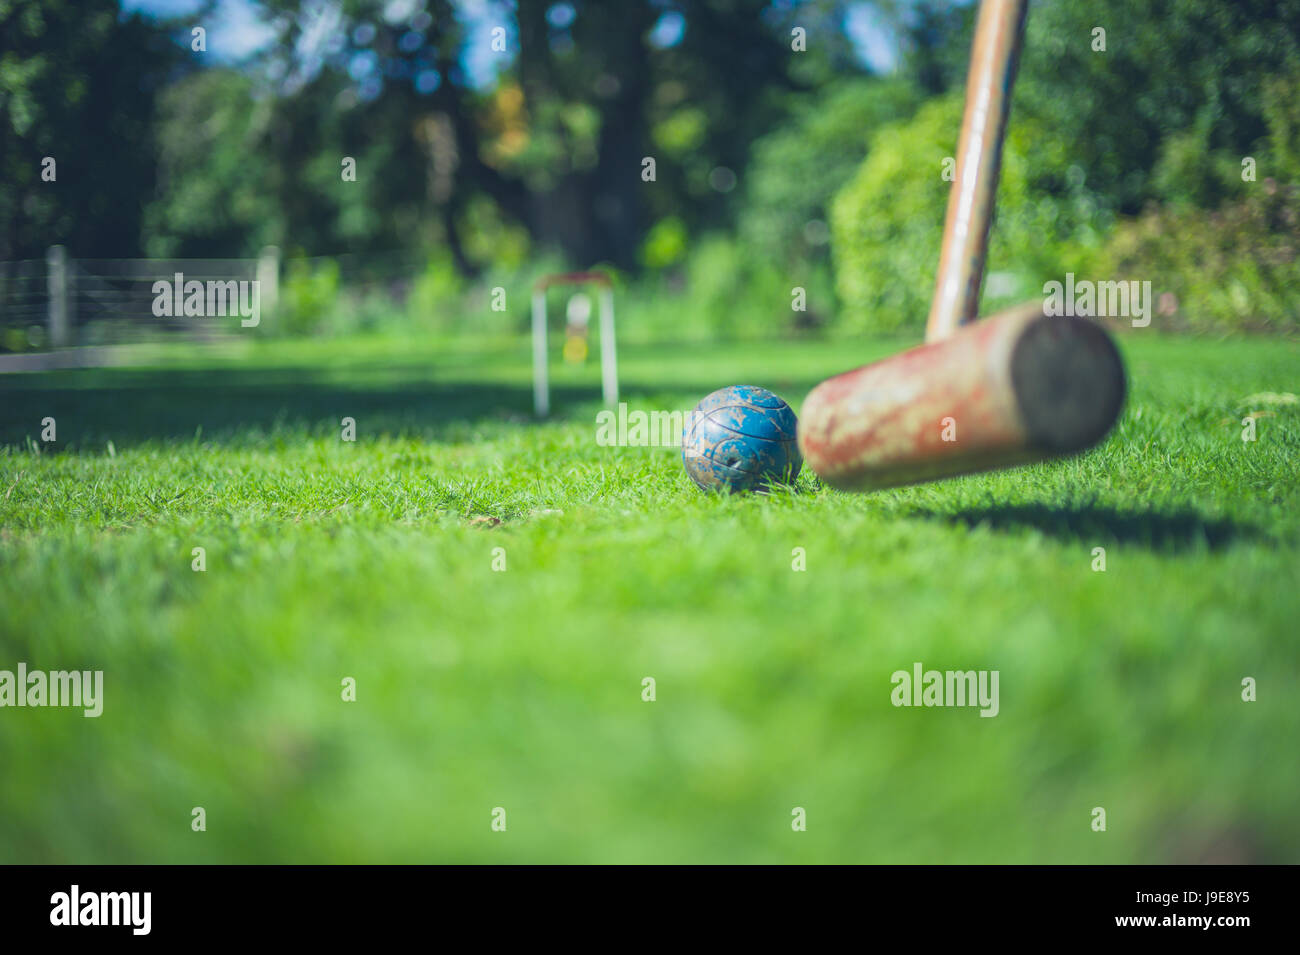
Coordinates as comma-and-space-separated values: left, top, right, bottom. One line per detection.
257, 246, 280, 320
46, 244, 70, 347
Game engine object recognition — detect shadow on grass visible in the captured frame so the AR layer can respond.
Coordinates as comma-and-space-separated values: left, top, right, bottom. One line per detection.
0, 363, 830, 448
912, 502, 1260, 552
0, 371, 582, 447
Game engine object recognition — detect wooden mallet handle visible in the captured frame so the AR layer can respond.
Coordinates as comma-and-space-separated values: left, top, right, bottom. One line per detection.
926, 0, 1029, 343
797, 0, 1126, 491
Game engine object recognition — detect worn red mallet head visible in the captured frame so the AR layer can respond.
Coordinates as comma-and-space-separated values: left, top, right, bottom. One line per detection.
797, 0, 1125, 492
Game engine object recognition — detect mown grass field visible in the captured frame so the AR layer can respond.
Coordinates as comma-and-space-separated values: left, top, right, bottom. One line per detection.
0, 331, 1297, 863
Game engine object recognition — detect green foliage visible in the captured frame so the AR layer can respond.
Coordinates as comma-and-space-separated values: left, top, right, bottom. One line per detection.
623, 234, 836, 341
652, 107, 708, 157
271, 252, 495, 338
256, 238, 833, 345
832, 1, 1300, 336
144, 70, 280, 258
897, 0, 976, 96
1016, 0, 1300, 213
0, 0, 183, 258
459, 196, 531, 271
407, 255, 465, 331
1094, 183, 1300, 334
274, 259, 341, 337
830, 98, 948, 335
741, 77, 923, 265
9, 0, 1300, 344
639, 216, 689, 269
1262, 67, 1300, 187
830, 94, 1110, 334
684, 236, 775, 338
1149, 129, 1252, 210
764, 0, 872, 89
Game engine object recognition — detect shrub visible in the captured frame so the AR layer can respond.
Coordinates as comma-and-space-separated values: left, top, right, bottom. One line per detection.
741, 77, 923, 266
830, 94, 1111, 335
1093, 183, 1300, 334
273, 258, 341, 337
407, 255, 465, 332
1016, 0, 1300, 214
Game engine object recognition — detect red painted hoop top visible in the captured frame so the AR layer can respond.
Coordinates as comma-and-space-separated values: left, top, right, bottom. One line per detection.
532, 271, 613, 291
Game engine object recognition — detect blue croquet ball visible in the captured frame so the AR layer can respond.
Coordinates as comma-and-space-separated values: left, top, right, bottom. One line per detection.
682, 385, 801, 493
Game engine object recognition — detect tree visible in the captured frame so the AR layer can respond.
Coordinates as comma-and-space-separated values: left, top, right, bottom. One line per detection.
1017, 0, 1300, 213
0, 0, 186, 258
171, 0, 861, 271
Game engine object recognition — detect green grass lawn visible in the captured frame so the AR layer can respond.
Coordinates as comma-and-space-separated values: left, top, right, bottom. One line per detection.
1, 331, 1297, 863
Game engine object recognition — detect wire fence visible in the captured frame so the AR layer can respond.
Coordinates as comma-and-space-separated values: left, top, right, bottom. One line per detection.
0, 246, 436, 356
0, 258, 49, 344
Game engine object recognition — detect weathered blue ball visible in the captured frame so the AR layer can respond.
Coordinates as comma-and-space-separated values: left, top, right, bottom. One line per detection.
682, 385, 801, 493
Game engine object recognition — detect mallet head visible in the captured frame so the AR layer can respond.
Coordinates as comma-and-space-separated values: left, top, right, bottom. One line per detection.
797, 303, 1125, 491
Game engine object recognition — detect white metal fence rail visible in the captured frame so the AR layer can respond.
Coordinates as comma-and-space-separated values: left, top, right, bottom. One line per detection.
0, 246, 286, 351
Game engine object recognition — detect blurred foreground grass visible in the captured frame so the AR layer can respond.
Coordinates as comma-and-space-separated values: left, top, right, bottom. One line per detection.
0, 332, 1297, 863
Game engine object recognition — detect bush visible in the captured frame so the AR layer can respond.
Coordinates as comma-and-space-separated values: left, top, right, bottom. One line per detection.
830, 94, 1111, 335
407, 255, 465, 331
1093, 183, 1300, 334
740, 77, 923, 266
1262, 68, 1300, 188
1016, 0, 1300, 214
617, 234, 834, 342
273, 258, 341, 337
